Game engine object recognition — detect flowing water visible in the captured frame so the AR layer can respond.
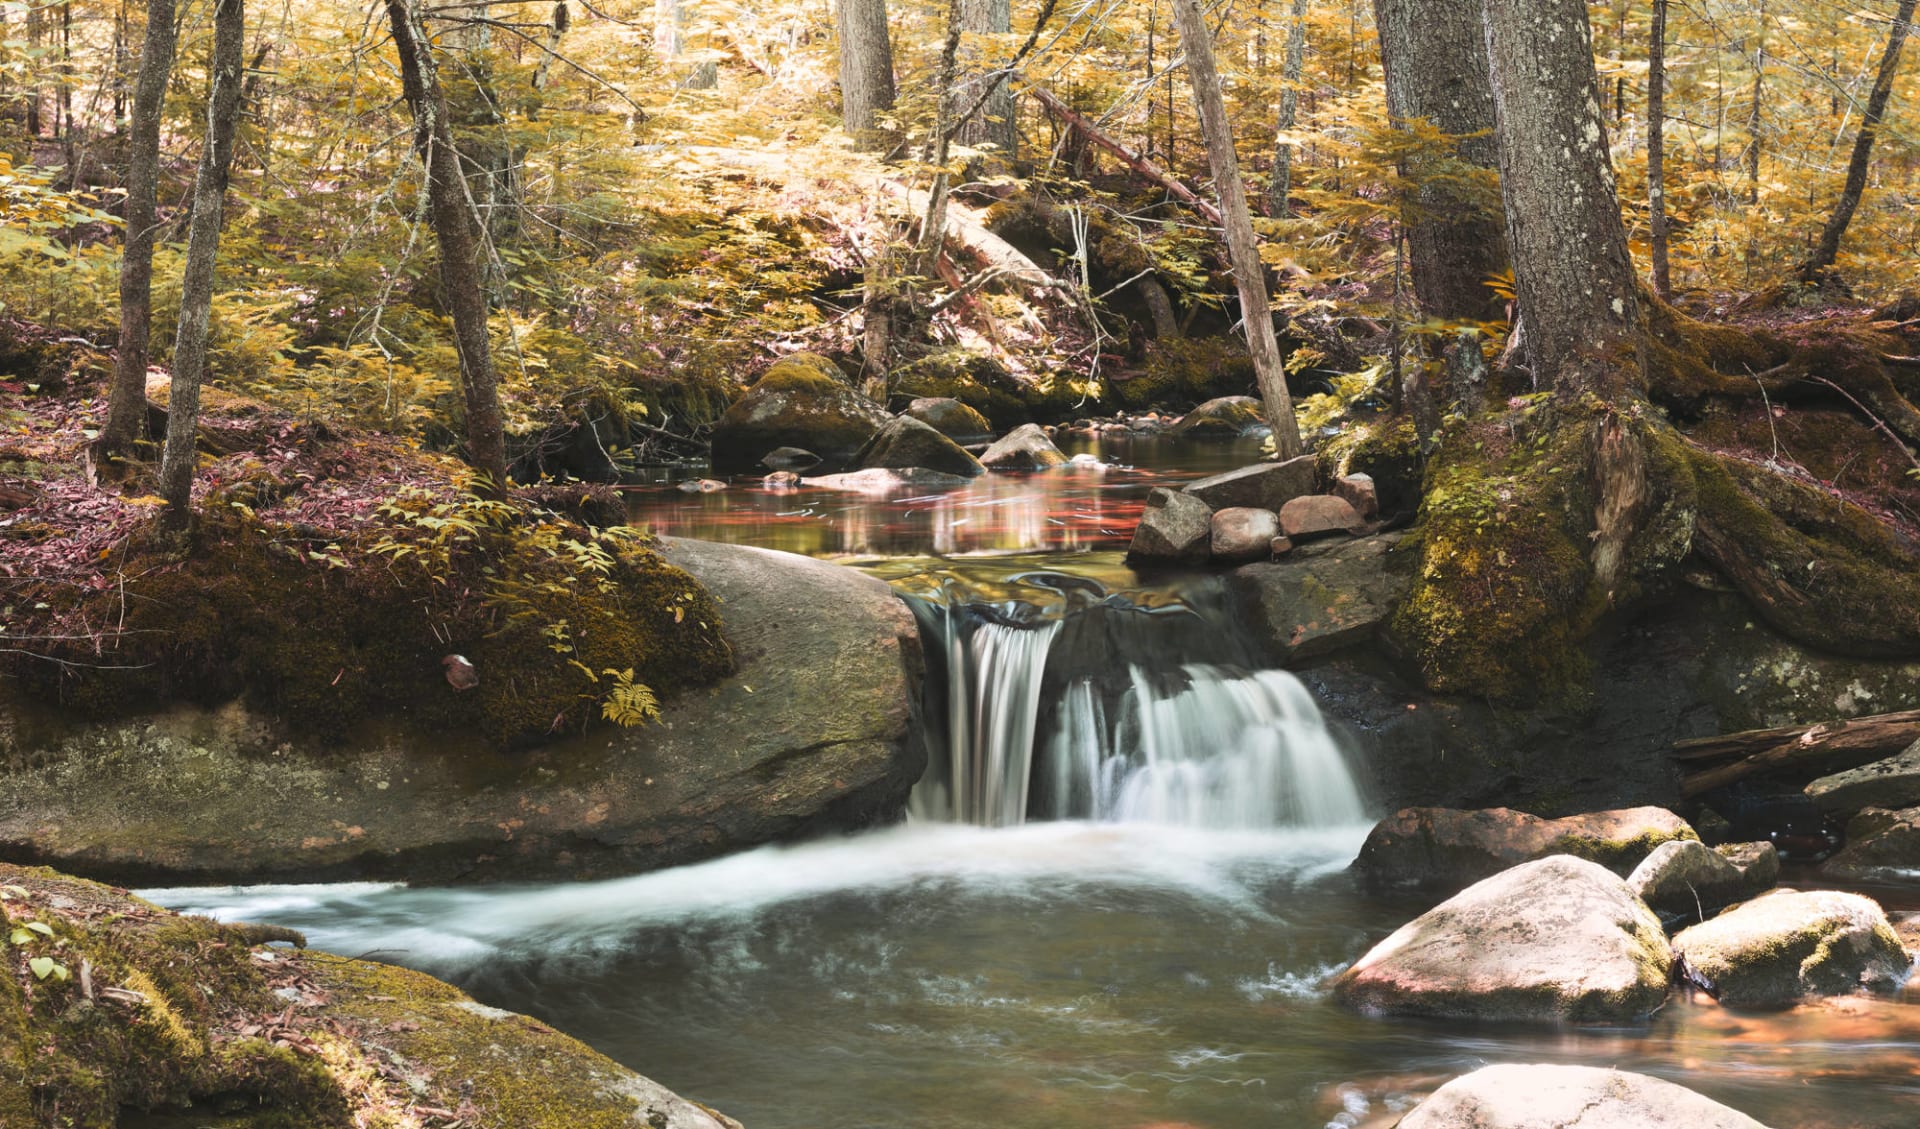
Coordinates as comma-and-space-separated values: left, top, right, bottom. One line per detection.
149, 436, 1920, 1128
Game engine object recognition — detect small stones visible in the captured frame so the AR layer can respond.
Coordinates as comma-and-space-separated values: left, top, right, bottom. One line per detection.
1279, 494, 1366, 540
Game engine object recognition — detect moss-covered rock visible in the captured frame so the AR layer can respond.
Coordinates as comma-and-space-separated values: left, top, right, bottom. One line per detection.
0, 864, 736, 1129
889, 351, 1083, 430
1111, 338, 1257, 411
1672, 889, 1910, 1007
1316, 414, 1423, 519
751, 352, 850, 394
1351, 804, 1698, 894
710, 356, 889, 473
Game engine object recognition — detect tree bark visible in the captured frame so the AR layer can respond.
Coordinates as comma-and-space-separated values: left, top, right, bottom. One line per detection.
97, 0, 177, 458
835, 0, 895, 146
1648, 0, 1672, 298
1026, 83, 1223, 226
1268, 0, 1308, 215
1166, 0, 1304, 459
1373, 0, 1506, 320
386, 0, 511, 493
1483, 0, 1644, 399
955, 0, 1014, 160
157, 0, 243, 527
1800, 0, 1917, 279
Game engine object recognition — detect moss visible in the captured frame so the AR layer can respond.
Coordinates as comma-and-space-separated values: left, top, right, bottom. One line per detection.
751, 352, 849, 394
1546, 826, 1699, 871
1318, 414, 1424, 516
891, 350, 1082, 428
1112, 338, 1257, 411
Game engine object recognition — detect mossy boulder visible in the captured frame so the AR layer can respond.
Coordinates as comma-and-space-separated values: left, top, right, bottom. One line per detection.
1170, 395, 1268, 438
903, 396, 993, 442
1672, 889, 1910, 1007
1628, 839, 1768, 926
858, 415, 985, 477
1398, 1064, 1772, 1129
1332, 855, 1673, 1024
711, 354, 889, 473
0, 864, 736, 1129
1351, 805, 1698, 894
890, 351, 1082, 430
1317, 414, 1423, 518
1111, 338, 1257, 411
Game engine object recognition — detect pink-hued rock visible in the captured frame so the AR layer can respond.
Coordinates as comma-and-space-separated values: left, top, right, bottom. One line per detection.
1209, 507, 1280, 563
1397, 1064, 1772, 1129
1352, 805, 1699, 892
1332, 472, 1380, 520
1278, 494, 1364, 540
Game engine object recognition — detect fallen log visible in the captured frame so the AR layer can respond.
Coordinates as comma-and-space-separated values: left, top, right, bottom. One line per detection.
1024, 83, 1224, 228
1673, 708, 1920, 798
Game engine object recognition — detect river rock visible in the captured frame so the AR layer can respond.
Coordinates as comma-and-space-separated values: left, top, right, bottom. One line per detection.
1332, 472, 1379, 520
1823, 805, 1920, 882
903, 396, 993, 442
1351, 805, 1699, 893
711, 354, 890, 473
1806, 739, 1920, 815
859, 415, 985, 478
1181, 455, 1317, 511
1628, 839, 1757, 925
1672, 890, 1910, 1006
1716, 840, 1782, 893
1331, 855, 1672, 1023
1226, 534, 1406, 661
1126, 487, 1212, 565
1279, 494, 1365, 540
979, 423, 1069, 470
0, 537, 926, 884
1169, 395, 1269, 437
1210, 506, 1280, 563
1397, 1064, 1772, 1129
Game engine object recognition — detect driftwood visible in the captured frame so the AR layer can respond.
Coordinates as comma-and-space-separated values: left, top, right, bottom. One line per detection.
1025, 83, 1225, 228
1673, 708, 1920, 798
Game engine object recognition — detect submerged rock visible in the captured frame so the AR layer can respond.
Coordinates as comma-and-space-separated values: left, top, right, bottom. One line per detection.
0, 538, 926, 884
1181, 455, 1317, 511
1351, 805, 1698, 893
1628, 839, 1763, 925
1397, 1064, 1772, 1129
710, 354, 890, 473
1169, 395, 1269, 437
1209, 506, 1279, 563
858, 414, 986, 478
1332, 855, 1672, 1023
979, 422, 1069, 470
1672, 889, 1910, 1006
1806, 739, 1920, 816
1126, 487, 1212, 565
903, 396, 994, 442
1824, 805, 1920, 881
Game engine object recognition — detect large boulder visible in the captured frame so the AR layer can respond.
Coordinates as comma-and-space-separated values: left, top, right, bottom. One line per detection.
1397, 1064, 1772, 1129
903, 396, 993, 442
1169, 395, 1269, 438
710, 353, 890, 473
979, 422, 1069, 470
1209, 506, 1279, 563
1226, 534, 1407, 661
1672, 890, 1910, 1006
1181, 455, 1317, 511
1331, 855, 1672, 1023
1126, 487, 1212, 565
0, 864, 739, 1129
0, 538, 925, 884
859, 414, 986, 478
1806, 739, 1920, 815
1351, 805, 1698, 893
1824, 805, 1920, 881
1628, 839, 1767, 925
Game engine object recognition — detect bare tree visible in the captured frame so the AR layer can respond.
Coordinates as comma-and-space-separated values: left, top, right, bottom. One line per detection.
1167, 0, 1303, 458
1800, 0, 1917, 281
835, 0, 895, 146
1648, 0, 1671, 297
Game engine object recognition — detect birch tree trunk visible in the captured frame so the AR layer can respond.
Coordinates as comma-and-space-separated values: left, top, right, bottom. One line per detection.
1373, 0, 1506, 320
1168, 0, 1304, 459
157, 0, 243, 527
1801, 0, 1917, 280
835, 0, 896, 146
98, 0, 177, 458
386, 0, 511, 493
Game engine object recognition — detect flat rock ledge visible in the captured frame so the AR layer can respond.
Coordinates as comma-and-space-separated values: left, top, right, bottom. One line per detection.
1331, 855, 1672, 1024
0, 537, 926, 885
1397, 1064, 1772, 1129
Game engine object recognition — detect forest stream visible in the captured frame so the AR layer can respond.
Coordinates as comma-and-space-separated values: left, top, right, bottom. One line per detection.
146, 439, 1920, 1129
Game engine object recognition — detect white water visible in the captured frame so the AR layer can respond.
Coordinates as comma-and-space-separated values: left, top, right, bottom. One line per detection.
909, 613, 1063, 827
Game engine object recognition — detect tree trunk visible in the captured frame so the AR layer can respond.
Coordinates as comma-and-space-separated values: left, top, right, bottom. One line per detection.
918, 0, 964, 273
835, 0, 895, 146
385, 0, 511, 493
1268, 0, 1308, 215
157, 0, 243, 527
1746, 2, 1765, 206
1167, 0, 1303, 459
1373, 0, 1507, 320
97, 0, 177, 459
1026, 83, 1223, 226
1648, 0, 1671, 298
955, 0, 1014, 160
1483, 0, 1644, 399
1801, 0, 1917, 280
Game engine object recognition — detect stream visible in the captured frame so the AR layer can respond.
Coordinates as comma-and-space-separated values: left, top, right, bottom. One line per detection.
150, 436, 1920, 1128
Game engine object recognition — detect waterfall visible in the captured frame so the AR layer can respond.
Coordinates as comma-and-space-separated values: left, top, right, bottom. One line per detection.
906, 580, 1368, 831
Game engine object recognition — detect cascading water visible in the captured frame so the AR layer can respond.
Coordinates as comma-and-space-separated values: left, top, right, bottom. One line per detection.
904, 576, 1368, 830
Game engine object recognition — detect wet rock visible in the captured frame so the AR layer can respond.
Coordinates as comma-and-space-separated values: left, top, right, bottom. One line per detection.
1823, 805, 1920, 882
1331, 472, 1379, 520
1715, 841, 1781, 894
859, 415, 985, 478
1672, 890, 1910, 1006
1181, 455, 1317, 511
763, 470, 801, 490
1169, 395, 1270, 438
805, 467, 975, 495
1209, 507, 1280, 564
0, 538, 926, 884
1806, 739, 1920, 816
1126, 487, 1212, 565
1351, 805, 1699, 893
1628, 839, 1760, 925
1331, 855, 1672, 1023
1226, 535, 1406, 661
903, 396, 993, 442
1397, 1064, 1772, 1129
710, 355, 890, 473
979, 423, 1069, 470
1278, 494, 1365, 540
